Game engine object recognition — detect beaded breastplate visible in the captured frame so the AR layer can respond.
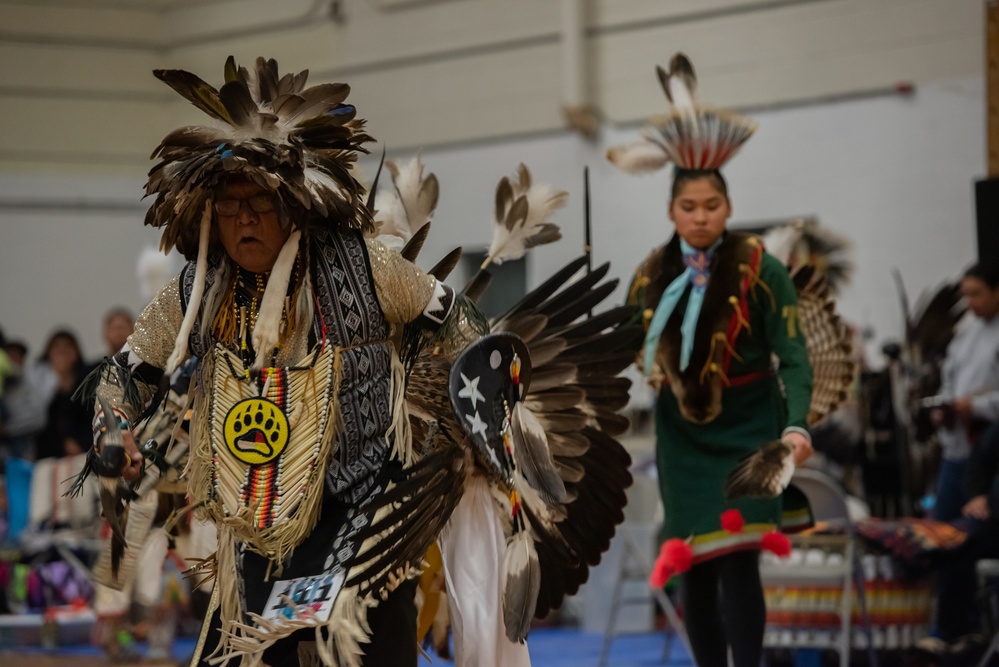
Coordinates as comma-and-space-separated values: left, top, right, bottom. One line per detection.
209, 344, 336, 533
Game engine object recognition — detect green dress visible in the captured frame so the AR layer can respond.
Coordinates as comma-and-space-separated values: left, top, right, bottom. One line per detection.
629, 232, 812, 561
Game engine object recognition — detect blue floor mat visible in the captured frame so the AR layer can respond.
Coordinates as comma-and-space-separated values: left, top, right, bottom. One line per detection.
2, 628, 695, 666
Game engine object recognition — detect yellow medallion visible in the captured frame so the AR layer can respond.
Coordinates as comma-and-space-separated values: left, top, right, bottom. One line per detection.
223, 397, 289, 465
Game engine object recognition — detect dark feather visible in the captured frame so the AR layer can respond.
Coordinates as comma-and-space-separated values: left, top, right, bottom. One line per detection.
401, 222, 431, 262
462, 271, 493, 303
429, 247, 463, 281
366, 146, 387, 213
657, 53, 697, 104
153, 69, 233, 125
503, 530, 540, 642
493, 256, 589, 323
343, 446, 465, 597
546, 280, 619, 328
495, 176, 513, 225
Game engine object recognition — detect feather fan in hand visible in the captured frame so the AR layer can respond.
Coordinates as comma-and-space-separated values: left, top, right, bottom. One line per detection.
726, 239, 857, 499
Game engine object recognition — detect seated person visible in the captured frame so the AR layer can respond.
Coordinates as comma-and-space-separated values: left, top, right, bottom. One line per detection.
921, 419, 999, 661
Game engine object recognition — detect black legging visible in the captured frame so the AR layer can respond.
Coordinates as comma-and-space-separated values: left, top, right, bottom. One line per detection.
681, 549, 766, 667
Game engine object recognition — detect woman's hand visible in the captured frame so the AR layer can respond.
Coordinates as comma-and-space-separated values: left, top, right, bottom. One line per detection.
784, 431, 813, 467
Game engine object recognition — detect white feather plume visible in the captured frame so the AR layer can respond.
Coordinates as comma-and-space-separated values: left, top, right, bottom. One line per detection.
372, 155, 439, 244
658, 54, 698, 111
605, 141, 670, 174
487, 164, 566, 266
761, 223, 804, 266
165, 203, 212, 375
251, 229, 302, 369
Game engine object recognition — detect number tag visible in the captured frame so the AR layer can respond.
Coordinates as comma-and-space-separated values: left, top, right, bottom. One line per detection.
261, 570, 345, 623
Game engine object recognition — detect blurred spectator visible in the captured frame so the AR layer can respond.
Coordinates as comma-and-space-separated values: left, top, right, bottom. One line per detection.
85, 308, 134, 375
918, 421, 999, 663
0, 340, 57, 461
102, 307, 134, 356
930, 263, 999, 521
0, 327, 12, 398
34, 330, 91, 461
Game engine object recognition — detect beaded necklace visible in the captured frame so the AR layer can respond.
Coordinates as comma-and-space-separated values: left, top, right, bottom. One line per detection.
215, 258, 300, 380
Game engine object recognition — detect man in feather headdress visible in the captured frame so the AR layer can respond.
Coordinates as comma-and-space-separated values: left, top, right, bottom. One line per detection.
79, 56, 485, 667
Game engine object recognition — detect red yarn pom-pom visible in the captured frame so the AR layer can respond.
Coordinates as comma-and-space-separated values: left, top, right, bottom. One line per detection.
649, 538, 695, 588
663, 538, 694, 573
761, 531, 792, 557
649, 558, 672, 588
720, 509, 745, 533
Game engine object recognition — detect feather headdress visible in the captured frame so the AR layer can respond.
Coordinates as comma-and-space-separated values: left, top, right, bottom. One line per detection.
606, 53, 757, 174
145, 55, 374, 259
143, 56, 374, 372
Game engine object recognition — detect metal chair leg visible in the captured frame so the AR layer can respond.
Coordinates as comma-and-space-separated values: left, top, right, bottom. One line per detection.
598, 542, 630, 667
977, 630, 999, 667
621, 528, 692, 661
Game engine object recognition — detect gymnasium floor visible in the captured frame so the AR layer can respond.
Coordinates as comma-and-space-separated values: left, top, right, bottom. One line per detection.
1, 628, 695, 667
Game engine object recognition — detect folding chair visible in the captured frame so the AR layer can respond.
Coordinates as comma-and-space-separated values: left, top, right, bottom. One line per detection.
761, 468, 878, 667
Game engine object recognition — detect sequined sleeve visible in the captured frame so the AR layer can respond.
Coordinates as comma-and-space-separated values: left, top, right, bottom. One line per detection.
89, 274, 183, 441
365, 237, 455, 328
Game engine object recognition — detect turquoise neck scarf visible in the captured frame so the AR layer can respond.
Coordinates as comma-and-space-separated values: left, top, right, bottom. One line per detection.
643, 237, 721, 376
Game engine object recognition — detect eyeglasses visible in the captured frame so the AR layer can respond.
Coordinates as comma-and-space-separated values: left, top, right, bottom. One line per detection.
214, 195, 276, 217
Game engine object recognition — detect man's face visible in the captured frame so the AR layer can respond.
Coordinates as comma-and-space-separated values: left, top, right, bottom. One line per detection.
215, 180, 291, 274
961, 276, 999, 320
104, 313, 133, 354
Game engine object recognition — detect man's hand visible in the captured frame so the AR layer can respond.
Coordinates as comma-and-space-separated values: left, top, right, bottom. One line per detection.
953, 396, 975, 421
96, 427, 142, 483
784, 431, 813, 467
119, 429, 142, 483
963, 495, 990, 521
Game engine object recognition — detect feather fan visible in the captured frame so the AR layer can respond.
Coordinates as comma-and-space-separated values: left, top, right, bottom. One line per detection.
725, 439, 795, 499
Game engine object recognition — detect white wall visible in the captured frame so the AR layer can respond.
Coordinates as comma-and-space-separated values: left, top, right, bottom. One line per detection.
0, 0, 988, 361
375, 75, 985, 367
0, 171, 175, 359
